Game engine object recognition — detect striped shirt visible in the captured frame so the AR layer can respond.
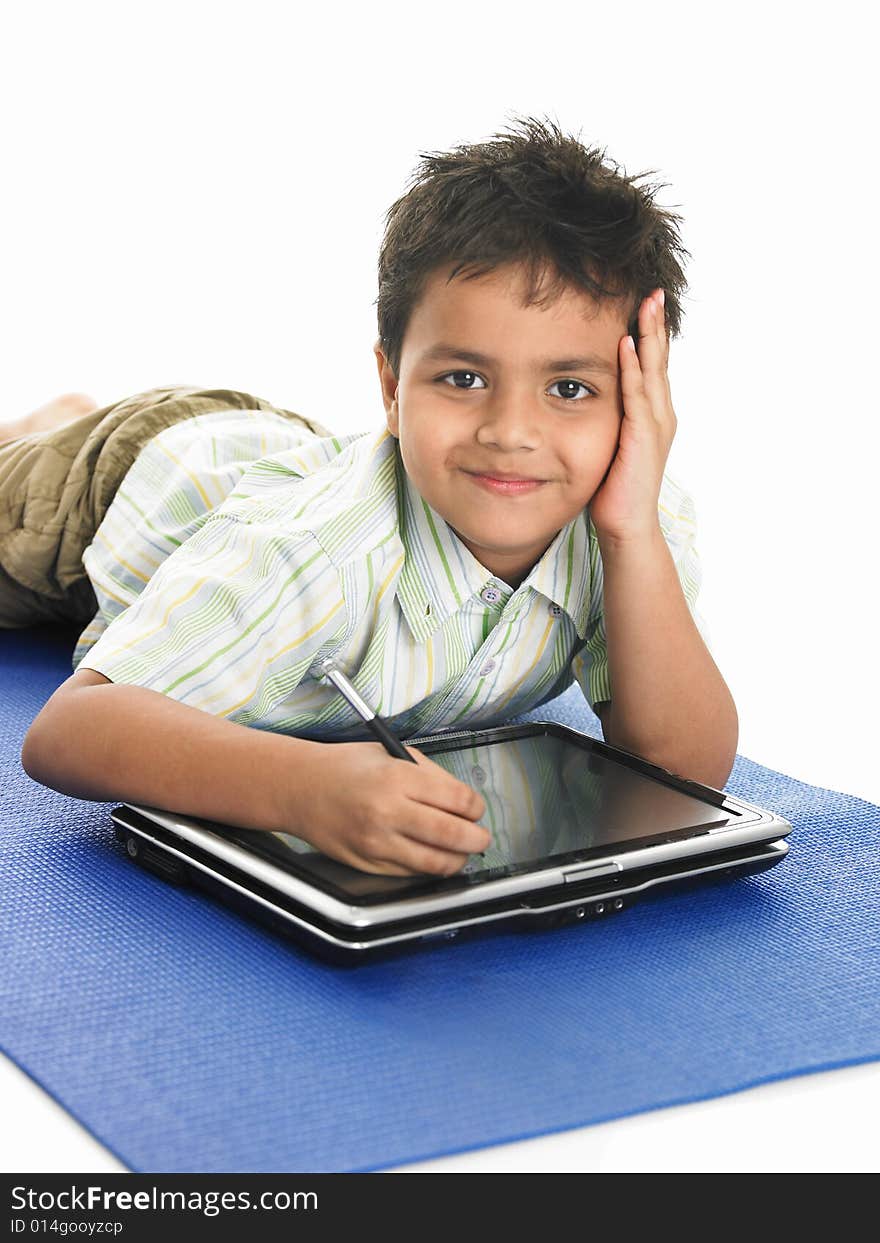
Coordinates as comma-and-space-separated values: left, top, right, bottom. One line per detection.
74, 409, 710, 739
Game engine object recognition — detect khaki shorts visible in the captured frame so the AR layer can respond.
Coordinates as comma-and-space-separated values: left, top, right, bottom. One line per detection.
0, 385, 332, 630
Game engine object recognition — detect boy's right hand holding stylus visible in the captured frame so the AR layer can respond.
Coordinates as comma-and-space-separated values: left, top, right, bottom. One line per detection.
273, 741, 490, 876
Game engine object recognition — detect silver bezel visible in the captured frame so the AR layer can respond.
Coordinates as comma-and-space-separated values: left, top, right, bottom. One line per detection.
112, 718, 793, 932
113, 787, 790, 931
111, 810, 789, 953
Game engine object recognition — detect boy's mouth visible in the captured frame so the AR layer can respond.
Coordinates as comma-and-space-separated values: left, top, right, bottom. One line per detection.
463, 469, 546, 495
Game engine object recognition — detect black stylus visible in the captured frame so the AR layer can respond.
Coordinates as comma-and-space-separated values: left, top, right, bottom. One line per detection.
316, 658, 417, 763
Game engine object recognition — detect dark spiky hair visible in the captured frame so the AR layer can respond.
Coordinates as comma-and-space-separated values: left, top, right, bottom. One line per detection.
375, 112, 691, 378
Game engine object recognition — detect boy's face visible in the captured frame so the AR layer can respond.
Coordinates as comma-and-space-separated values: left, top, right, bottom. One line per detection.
374, 260, 628, 589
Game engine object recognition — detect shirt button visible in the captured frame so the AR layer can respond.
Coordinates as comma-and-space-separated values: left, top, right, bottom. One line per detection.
472, 765, 487, 785
480, 586, 500, 605
549, 603, 563, 617
479, 659, 496, 676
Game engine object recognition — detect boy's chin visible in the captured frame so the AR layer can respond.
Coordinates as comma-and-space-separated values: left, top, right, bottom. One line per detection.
452, 526, 555, 564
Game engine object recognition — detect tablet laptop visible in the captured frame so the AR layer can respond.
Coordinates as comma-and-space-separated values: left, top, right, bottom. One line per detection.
110, 720, 792, 965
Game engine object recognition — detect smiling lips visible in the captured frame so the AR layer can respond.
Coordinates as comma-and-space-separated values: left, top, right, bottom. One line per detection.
464, 469, 546, 495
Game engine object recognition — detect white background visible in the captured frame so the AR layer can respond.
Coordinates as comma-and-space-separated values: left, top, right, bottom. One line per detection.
1, 0, 877, 1173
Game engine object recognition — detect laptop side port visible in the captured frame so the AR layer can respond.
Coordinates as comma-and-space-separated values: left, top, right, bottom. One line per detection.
117, 828, 191, 887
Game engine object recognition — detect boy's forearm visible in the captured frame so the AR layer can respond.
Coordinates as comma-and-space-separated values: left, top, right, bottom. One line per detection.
21, 683, 314, 834
596, 525, 739, 789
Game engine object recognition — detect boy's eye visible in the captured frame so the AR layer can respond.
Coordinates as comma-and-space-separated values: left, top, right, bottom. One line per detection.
438, 371, 487, 391
547, 379, 596, 401
437, 372, 596, 400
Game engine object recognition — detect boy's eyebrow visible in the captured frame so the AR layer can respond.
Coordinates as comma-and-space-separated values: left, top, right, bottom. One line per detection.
419, 343, 619, 376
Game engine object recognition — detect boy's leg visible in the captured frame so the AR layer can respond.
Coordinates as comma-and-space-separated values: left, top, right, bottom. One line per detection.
0, 384, 334, 631
0, 393, 99, 447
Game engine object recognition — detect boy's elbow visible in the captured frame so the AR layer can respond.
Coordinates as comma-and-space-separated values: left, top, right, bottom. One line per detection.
20, 668, 111, 783
21, 707, 96, 796
21, 736, 44, 784
21, 701, 64, 781
21, 716, 56, 784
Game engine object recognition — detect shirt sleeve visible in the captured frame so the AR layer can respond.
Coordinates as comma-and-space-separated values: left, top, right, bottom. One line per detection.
74, 511, 349, 729
74, 410, 319, 663
572, 472, 712, 713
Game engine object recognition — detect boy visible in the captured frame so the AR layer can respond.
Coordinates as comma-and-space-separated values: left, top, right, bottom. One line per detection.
11, 115, 738, 877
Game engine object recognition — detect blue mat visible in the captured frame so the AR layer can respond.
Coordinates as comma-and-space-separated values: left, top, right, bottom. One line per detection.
2, 625, 879, 1173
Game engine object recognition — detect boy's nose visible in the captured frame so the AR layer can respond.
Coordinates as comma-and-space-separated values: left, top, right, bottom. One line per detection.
474, 402, 542, 450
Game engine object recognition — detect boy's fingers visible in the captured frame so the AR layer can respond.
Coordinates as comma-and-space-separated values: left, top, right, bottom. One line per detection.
620, 332, 653, 419
403, 747, 487, 820
351, 813, 476, 875
393, 842, 471, 877
638, 295, 663, 374
400, 807, 491, 856
346, 839, 469, 877
638, 292, 674, 417
650, 293, 673, 400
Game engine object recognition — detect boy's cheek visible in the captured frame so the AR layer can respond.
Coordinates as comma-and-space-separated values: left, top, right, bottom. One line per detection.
591, 431, 621, 478
588, 454, 615, 497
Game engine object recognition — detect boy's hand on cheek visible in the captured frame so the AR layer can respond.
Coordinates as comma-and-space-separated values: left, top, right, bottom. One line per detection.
587, 288, 677, 547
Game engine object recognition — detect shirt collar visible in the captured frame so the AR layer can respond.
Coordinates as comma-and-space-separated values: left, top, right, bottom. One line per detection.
394, 445, 595, 643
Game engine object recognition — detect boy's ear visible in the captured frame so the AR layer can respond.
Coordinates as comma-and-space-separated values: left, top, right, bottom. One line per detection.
373, 340, 400, 438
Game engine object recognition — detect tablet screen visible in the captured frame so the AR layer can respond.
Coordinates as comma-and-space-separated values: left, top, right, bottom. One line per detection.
215, 726, 737, 902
